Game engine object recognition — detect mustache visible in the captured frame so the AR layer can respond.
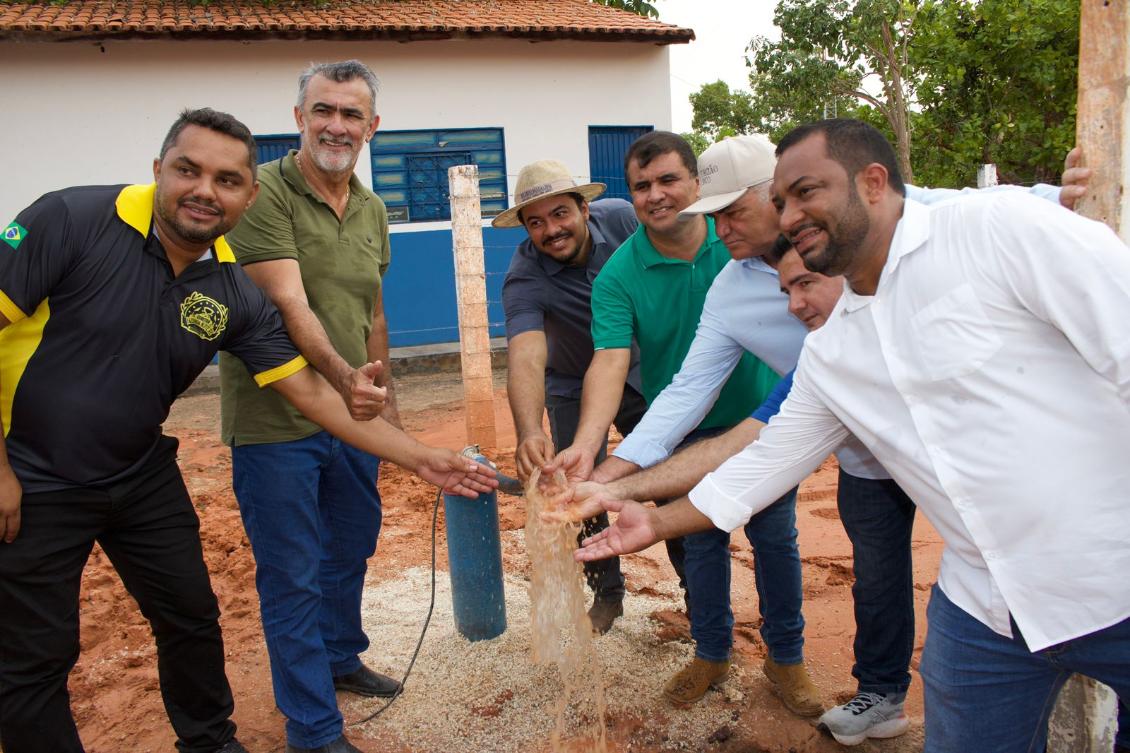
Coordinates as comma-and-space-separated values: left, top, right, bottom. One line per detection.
788, 222, 821, 241
178, 196, 221, 215
319, 136, 354, 147
544, 231, 572, 245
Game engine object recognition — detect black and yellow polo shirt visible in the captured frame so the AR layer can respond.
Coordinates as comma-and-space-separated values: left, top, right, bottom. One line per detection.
0, 183, 307, 493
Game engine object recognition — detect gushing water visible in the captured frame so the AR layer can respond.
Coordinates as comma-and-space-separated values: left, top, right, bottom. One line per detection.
525, 469, 608, 753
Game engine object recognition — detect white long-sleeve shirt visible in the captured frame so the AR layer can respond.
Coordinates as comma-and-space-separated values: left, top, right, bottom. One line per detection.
614, 184, 1061, 479
690, 194, 1130, 651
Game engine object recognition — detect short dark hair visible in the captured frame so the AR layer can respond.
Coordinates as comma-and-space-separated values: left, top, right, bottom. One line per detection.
159, 108, 258, 179
297, 60, 379, 115
624, 131, 698, 179
517, 191, 585, 226
765, 234, 794, 266
776, 119, 906, 196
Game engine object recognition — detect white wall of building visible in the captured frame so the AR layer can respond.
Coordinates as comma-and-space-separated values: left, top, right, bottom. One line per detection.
0, 37, 672, 223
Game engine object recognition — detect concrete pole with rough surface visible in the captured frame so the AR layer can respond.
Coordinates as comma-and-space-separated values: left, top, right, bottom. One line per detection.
1047, 1, 1128, 750
449, 164, 497, 448
1072, 0, 1130, 241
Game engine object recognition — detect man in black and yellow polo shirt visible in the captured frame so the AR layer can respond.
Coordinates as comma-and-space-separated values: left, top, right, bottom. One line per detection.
0, 108, 494, 753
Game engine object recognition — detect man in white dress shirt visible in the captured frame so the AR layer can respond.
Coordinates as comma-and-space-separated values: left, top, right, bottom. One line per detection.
573, 118, 1130, 753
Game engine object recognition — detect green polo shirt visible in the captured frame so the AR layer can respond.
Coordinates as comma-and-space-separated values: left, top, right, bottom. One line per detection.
590, 218, 779, 431
220, 151, 391, 445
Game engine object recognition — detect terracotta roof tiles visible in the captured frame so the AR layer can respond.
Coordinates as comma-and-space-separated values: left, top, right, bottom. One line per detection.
0, 0, 695, 43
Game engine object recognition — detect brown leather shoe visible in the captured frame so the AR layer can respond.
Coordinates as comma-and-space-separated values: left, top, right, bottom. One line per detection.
762, 657, 823, 717
663, 657, 730, 707
588, 597, 624, 635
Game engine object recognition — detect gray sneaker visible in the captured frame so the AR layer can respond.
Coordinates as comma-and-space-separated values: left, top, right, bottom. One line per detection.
818, 691, 909, 746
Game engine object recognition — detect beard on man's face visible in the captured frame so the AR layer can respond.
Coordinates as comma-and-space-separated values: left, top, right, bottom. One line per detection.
155, 191, 230, 245
802, 186, 869, 277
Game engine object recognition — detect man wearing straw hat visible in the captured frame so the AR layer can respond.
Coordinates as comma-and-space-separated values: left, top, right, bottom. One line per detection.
496, 160, 646, 634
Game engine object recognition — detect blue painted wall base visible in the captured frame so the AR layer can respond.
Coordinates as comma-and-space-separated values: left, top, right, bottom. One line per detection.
385, 226, 526, 347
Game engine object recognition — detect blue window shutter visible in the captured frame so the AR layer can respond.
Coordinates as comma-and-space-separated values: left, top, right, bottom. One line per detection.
588, 126, 654, 201
253, 134, 301, 165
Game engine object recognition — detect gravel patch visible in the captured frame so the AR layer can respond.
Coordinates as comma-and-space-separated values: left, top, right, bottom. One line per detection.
352, 562, 753, 752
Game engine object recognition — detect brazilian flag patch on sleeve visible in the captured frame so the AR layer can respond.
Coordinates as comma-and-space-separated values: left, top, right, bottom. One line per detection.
3, 222, 27, 250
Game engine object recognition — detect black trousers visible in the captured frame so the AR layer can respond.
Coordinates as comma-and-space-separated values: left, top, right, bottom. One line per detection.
0, 443, 236, 753
545, 384, 655, 601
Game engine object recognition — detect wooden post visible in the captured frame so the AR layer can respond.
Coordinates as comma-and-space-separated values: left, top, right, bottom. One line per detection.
449, 164, 497, 448
1047, 2, 1129, 751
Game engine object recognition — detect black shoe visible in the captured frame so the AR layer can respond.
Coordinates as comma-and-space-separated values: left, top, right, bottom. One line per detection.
215, 740, 249, 753
285, 735, 362, 753
332, 664, 402, 698
588, 597, 624, 635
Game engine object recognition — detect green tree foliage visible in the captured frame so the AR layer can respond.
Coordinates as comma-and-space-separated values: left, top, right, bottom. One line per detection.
689, 0, 1079, 188
688, 81, 759, 141
593, 0, 661, 19
746, 0, 918, 181
910, 0, 1078, 187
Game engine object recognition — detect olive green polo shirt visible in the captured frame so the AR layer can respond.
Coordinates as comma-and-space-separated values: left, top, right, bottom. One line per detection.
590, 218, 779, 431
220, 150, 391, 445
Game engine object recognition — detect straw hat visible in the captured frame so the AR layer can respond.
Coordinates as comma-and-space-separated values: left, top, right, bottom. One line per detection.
491, 160, 606, 228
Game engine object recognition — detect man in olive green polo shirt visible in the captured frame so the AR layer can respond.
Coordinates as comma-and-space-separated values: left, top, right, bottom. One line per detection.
218, 60, 397, 753
551, 132, 818, 712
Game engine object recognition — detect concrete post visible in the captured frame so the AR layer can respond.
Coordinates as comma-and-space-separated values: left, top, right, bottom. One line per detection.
449, 164, 497, 448
1073, 0, 1130, 240
976, 163, 998, 188
1047, 1, 1130, 750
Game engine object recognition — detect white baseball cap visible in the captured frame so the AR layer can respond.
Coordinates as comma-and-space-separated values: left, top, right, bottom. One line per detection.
680, 133, 777, 216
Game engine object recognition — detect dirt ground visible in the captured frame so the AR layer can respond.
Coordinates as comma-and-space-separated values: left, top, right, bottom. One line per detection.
67, 368, 944, 753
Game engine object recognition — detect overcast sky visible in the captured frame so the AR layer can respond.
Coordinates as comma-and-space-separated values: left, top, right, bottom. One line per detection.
658, 0, 780, 133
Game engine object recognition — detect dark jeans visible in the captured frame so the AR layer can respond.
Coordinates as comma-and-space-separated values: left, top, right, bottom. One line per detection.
232, 432, 381, 749
0, 441, 236, 753
664, 427, 805, 664
837, 469, 917, 695
545, 385, 648, 602
1118, 695, 1129, 749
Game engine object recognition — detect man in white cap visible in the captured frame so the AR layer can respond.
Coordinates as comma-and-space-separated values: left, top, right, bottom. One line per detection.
547, 132, 808, 711
495, 160, 644, 633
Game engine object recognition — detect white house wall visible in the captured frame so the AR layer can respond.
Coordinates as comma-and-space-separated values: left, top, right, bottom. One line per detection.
0, 38, 673, 223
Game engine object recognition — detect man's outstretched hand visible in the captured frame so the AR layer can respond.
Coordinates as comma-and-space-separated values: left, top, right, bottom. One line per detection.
573, 498, 658, 562
542, 444, 597, 485
514, 433, 555, 482
418, 449, 498, 498
540, 481, 614, 524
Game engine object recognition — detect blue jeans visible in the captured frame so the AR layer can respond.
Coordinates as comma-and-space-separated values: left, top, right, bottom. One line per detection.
684, 479, 804, 664
920, 585, 1130, 753
232, 432, 381, 749
837, 469, 916, 694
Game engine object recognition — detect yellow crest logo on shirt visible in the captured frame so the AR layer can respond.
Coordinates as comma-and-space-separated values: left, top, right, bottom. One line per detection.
179, 291, 229, 342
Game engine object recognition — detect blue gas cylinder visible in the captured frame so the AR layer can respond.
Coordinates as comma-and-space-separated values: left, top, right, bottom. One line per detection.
443, 452, 507, 641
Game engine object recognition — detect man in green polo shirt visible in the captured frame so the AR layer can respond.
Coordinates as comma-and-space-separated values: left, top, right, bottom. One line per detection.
218, 60, 401, 753
552, 132, 818, 711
